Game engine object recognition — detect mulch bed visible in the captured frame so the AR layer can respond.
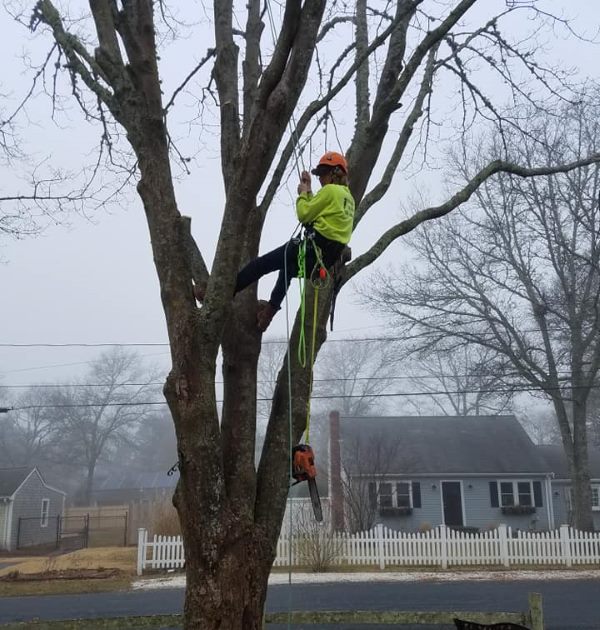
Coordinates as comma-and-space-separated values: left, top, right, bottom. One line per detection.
0, 568, 122, 582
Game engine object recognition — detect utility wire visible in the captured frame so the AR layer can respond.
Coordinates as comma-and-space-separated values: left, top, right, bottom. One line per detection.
0, 370, 588, 390
3, 382, 600, 412
0, 329, 573, 348
0, 338, 401, 347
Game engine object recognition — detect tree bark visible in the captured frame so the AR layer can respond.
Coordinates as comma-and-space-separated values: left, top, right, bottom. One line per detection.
182, 527, 273, 630
570, 395, 594, 530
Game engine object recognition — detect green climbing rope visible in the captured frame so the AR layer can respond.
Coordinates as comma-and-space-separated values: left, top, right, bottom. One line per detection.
296, 235, 332, 445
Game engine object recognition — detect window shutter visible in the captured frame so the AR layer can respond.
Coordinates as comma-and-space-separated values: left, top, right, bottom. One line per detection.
489, 481, 499, 507
412, 482, 422, 508
368, 482, 377, 509
533, 481, 543, 507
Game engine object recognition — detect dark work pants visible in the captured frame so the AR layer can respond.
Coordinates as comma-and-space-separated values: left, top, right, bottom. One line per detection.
235, 232, 345, 309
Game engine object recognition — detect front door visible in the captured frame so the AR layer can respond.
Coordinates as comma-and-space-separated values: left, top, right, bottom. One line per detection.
442, 481, 463, 527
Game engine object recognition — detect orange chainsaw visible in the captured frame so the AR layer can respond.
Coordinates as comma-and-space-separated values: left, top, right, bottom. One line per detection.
291, 444, 323, 522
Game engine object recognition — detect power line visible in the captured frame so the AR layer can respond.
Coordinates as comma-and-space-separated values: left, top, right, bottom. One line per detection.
0, 370, 586, 390
0, 337, 398, 375
3, 382, 600, 412
0, 343, 169, 348
0, 337, 402, 348
0, 325, 577, 349
0, 352, 171, 375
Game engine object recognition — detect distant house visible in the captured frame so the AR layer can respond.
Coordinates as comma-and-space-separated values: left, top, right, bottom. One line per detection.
0, 467, 66, 551
89, 470, 178, 506
537, 445, 600, 530
329, 412, 556, 532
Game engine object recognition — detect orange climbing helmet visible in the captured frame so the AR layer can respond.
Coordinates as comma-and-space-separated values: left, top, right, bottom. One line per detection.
311, 151, 348, 175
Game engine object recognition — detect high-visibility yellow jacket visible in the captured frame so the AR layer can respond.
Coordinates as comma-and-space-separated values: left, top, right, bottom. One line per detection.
296, 184, 355, 245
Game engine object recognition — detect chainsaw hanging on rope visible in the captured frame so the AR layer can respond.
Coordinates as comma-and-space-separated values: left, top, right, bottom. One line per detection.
291, 444, 323, 522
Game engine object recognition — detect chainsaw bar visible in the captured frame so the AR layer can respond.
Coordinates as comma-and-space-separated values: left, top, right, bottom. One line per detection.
308, 477, 323, 522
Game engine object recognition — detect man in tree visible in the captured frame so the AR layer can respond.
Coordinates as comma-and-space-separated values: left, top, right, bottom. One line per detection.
195, 152, 354, 331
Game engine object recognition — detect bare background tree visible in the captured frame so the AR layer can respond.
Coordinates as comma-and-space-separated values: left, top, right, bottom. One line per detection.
341, 429, 418, 533
367, 95, 600, 529
517, 404, 562, 446
313, 338, 398, 416
112, 409, 178, 472
6, 0, 600, 626
48, 348, 159, 504
3, 386, 57, 466
399, 345, 514, 416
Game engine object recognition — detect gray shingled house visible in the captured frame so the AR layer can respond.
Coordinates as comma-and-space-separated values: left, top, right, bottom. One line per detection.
329, 412, 555, 532
0, 467, 66, 551
536, 445, 600, 530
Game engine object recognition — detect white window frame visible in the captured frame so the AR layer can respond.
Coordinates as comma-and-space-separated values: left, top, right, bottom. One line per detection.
40, 498, 50, 528
372, 480, 413, 509
498, 480, 534, 507
592, 485, 600, 511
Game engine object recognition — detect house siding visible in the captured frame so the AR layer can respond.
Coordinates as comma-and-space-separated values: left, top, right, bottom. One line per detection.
551, 479, 600, 530
7, 472, 64, 551
368, 476, 550, 532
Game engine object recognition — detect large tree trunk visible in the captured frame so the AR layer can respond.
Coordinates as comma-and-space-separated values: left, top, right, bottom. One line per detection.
571, 396, 594, 530
181, 522, 274, 629
553, 393, 594, 530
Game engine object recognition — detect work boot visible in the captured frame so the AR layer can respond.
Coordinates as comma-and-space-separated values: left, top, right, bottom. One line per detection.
256, 300, 278, 332
193, 282, 206, 303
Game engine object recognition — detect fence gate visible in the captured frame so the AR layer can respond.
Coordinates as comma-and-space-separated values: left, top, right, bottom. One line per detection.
57, 514, 89, 552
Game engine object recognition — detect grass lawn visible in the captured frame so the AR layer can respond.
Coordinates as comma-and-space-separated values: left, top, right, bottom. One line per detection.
0, 614, 182, 629
0, 547, 136, 597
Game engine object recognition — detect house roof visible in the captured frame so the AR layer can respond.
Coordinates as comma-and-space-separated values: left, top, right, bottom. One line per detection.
0, 467, 34, 498
92, 470, 179, 493
0, 467, 66, 498
536, 445, 600, 480
340, 415, 549, 476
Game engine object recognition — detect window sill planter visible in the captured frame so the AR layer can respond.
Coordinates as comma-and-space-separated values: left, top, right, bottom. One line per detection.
379, 507, 412, 517
501, 505, 536, 515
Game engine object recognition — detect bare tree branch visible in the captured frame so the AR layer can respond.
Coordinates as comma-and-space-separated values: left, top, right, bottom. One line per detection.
347, 152, 600, 282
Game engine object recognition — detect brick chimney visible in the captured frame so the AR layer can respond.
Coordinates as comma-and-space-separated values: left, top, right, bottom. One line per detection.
329, 410, 344, 531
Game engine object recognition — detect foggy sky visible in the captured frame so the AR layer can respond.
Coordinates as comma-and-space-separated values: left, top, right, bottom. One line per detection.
1, 0, 599, 398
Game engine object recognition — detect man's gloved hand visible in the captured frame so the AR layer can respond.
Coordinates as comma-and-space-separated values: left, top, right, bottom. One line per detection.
297, 170, 312, 195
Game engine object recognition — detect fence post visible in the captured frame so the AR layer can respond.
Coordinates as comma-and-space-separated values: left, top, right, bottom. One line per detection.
137, 528, 147, 576
560, 524, 572, 567
123, 512, 128, 547
528, 592, 544, 630
56, 515, 61, 549
498, 524, 509, 567
376, 524, 385, 570
84, 514, 90, 549
440, 525, 448, 569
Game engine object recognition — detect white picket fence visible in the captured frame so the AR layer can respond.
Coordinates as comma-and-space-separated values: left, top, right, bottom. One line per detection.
136, 523, 600, 575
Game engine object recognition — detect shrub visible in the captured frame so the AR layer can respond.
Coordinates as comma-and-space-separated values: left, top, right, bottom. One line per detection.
150, 499, 181, 536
